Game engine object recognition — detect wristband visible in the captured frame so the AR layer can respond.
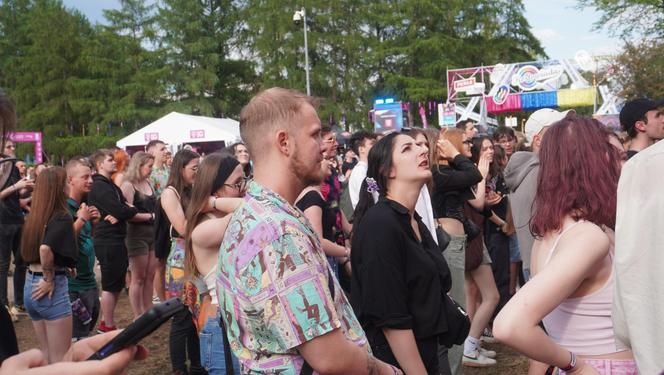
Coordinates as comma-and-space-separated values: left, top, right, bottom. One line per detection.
560, 351, 576, 372
78, 216, 88, 223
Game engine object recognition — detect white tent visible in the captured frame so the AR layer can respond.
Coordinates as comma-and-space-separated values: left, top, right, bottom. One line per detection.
116, 112, 241, 149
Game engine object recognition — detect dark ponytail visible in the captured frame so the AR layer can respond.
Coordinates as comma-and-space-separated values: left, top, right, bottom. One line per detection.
352, 132, 401, 234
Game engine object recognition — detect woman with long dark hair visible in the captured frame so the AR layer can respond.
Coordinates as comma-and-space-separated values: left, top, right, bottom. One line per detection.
21, 167, 77, 363
229, 142, 252, 178
351, 132, 453, 374
494, 117, 636, 374
184, 153, 243, 374
120, 151, 158, 319
156, 149, 206, 375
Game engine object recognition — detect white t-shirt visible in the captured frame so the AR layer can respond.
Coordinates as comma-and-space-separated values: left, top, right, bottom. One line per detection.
349, 161, 368, 209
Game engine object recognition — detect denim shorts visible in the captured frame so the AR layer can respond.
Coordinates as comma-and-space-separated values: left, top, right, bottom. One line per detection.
200, 309, 240, 375
508, 234, 521, 263
24, 272, 72, 321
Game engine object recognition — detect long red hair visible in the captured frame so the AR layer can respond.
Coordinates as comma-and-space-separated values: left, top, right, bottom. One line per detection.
530, 116, 621, 237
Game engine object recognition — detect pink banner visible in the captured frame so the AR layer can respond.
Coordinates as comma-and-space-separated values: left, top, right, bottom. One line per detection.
9, 132, 43, 164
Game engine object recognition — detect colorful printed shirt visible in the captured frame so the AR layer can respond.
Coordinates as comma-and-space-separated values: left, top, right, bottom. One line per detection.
149, 165, 169, 196
216, 181, 369, 374
66, 198, 97, 292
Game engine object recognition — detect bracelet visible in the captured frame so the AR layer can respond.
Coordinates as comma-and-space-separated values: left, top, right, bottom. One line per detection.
560, 351, 577, 372
78, 217, 88, 223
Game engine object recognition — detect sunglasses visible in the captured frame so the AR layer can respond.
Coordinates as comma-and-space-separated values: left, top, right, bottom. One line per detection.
224, 176, 249, 191
462, 140, 473, 145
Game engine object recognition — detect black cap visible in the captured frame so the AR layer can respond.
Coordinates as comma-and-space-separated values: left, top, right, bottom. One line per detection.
619, 98, 664, 133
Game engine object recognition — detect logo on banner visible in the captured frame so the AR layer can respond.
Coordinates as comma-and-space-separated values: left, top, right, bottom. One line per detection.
512, 65, 539, 91
144, 132, 159, 141
493, 85, 510, 105
512, 65, 564, 91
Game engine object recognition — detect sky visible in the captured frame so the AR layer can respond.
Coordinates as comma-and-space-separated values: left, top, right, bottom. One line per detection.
63, 0, 623, 60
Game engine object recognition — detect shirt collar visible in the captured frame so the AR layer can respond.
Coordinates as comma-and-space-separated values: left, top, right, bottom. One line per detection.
246, 180, 307, 221
379, 197, 423, 221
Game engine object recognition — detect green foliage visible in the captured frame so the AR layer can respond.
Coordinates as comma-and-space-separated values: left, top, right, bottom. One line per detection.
614, 40, 664, 99
0, 0, 545, 160
578, 0, 664, 38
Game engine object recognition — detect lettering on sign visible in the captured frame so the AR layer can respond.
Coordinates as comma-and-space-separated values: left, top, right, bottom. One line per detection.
453, 77, 477, 91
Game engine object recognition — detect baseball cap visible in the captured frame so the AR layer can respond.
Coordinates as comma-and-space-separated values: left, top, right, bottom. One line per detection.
525, 108, 575, 144
619, 98, 664, 133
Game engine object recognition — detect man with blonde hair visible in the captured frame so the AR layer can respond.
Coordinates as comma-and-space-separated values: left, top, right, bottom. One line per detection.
216, 88, 400, 374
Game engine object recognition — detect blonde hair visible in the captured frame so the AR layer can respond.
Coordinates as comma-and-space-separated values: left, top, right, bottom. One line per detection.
239, 87, 319, 158
124, 151, 154, 184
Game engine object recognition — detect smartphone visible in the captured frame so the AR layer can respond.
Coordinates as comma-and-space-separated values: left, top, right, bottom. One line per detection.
87, 298, 185, 360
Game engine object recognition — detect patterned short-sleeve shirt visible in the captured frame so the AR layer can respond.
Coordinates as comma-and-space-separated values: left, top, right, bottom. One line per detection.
216, 181, 369, 374
149, 165, 169, 196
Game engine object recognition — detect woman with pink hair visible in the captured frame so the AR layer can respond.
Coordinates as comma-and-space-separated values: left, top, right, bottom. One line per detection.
494, 116, 636, 374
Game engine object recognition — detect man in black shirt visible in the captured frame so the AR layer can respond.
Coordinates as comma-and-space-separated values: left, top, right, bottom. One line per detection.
87, 149, 138, 333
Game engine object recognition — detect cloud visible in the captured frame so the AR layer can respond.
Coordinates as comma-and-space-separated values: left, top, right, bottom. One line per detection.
532, 28, 563, 42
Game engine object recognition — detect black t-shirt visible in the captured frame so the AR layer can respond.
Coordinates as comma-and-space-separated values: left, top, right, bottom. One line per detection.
0, 165, 24, 224
296, 190, 335, 242
342, 160, 357, 175
626, 149, 638, 159
431, 155, 483, 221
351, 198, 452, 374
24, 212, 77, 268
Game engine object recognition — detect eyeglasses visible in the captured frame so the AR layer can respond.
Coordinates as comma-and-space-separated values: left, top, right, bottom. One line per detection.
462, 140, 473, 145
4, 145, 15, 149
224, 177, 249, 191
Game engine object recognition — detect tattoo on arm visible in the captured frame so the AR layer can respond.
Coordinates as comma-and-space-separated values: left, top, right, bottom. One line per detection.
366, 352, 380, 375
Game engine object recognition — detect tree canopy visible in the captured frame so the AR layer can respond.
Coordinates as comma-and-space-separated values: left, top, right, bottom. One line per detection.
0, 0, 545, 161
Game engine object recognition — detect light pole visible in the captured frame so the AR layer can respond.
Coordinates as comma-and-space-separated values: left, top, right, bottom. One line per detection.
293, 8, 311, 96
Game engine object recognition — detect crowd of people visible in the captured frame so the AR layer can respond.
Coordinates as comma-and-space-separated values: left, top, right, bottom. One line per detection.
0, 88, 662, 374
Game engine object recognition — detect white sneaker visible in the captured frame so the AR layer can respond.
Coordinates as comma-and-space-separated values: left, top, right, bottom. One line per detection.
478, 346, 496, 358
6, 305, 18, 322
462, 350, 497, 367
481, 327, 497, 343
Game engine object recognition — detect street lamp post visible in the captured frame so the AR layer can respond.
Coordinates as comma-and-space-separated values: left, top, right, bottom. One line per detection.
293, 8, 311, 96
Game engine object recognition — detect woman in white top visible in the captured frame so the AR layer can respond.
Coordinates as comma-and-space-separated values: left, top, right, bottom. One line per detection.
184, 152, 244, 375
494, 116, 635, 374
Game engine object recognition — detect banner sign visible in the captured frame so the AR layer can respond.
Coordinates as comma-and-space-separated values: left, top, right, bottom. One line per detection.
439, 103, 456, 126
190, 130, 205, 139
453, 77, 476, 92
144, 132, 159, 142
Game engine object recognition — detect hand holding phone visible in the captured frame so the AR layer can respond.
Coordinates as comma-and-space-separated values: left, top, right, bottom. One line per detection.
87, 298, 185, 361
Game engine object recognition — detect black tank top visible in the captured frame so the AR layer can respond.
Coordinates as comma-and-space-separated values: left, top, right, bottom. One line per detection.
133, 185, 156, 225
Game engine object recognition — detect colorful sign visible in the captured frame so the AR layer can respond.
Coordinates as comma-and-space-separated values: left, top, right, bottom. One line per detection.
9, 132, 43, 164
453, 77, 477, 91
493, 85, 511, 105
438, 103, 456, 126
144, 132, 159, 142
190, 130, 205, 139
511, 65, 564, 91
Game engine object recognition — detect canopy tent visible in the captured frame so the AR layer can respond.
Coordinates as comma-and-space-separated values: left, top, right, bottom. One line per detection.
116, 112, 241, 150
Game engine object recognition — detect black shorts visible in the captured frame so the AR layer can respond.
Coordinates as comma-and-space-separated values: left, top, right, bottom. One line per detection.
94, 242, 128, 293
